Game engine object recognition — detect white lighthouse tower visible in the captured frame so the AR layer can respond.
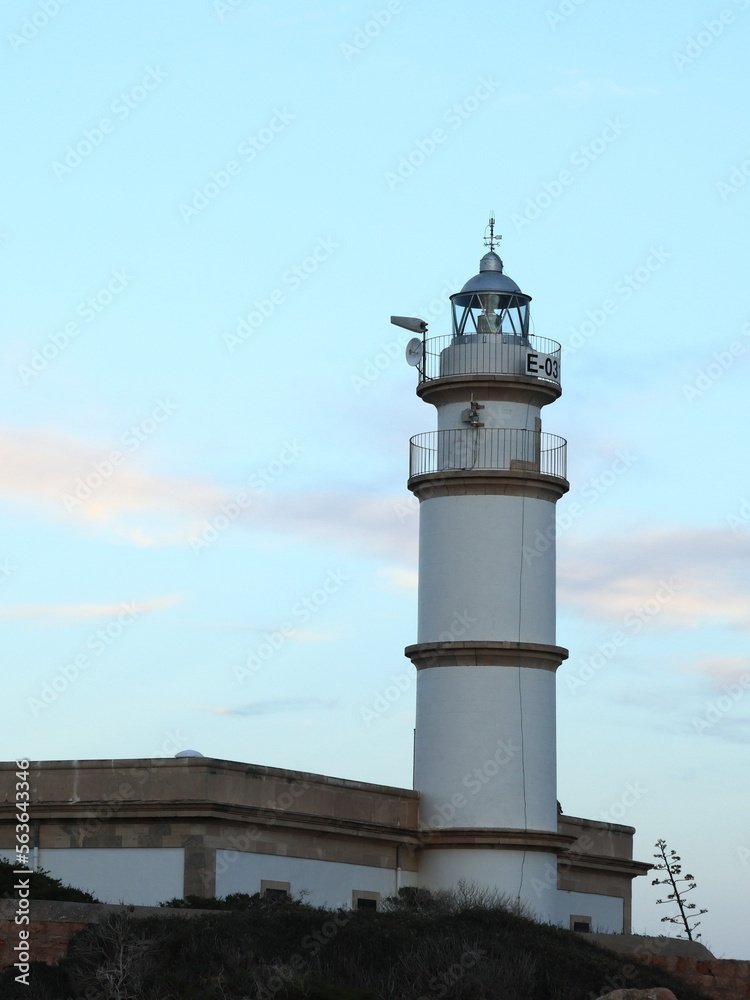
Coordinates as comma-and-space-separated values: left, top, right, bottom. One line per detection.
398, 219, 570, 921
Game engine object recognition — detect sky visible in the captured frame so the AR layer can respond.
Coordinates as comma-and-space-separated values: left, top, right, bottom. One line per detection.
1, 0, 749, 959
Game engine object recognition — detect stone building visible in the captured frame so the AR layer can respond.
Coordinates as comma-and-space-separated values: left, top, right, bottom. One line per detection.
1, 755, 648, 931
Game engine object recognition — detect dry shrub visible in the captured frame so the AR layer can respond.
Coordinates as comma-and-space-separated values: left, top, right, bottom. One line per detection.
66, 912, 164, 1000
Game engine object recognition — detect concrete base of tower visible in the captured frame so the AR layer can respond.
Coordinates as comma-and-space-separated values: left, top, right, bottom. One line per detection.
417, 846, 561, 923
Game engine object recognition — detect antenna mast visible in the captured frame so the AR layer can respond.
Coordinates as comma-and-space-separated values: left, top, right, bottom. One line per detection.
484, 212, 502, 252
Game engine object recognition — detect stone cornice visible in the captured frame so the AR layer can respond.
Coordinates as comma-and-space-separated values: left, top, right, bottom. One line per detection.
415, 827, 576, 854
0, 758, 418, 800
417, 374, 561, 408
559, 851, 653, 880
407, 469, 569, 502
0, 801, 418, 845
405, 641, 569, 671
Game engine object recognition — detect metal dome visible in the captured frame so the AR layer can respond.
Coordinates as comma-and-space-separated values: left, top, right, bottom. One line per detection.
457, 250, 530, 301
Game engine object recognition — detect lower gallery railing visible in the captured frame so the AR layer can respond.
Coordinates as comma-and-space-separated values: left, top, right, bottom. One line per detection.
409, 428, 567, 479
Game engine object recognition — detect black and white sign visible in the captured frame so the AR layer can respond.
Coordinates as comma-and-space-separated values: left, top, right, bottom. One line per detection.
525, 351, 560, 382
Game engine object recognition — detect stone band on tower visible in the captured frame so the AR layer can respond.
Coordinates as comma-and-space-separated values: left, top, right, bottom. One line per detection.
402, 224, 571, 920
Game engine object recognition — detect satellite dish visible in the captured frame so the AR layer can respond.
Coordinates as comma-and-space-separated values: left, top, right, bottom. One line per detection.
405, 338, 423, 366
175, 750, 205, 758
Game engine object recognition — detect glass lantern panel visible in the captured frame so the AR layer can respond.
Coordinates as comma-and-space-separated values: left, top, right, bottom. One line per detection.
452, 293, 529, 339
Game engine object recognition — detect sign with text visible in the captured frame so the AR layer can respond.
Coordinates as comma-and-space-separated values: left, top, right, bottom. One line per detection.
525, 350, 560, 382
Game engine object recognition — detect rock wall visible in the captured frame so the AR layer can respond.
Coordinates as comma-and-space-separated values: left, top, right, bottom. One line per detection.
634, 955, 750, 1000
585, 931, 750, 1000
0, 899, 206, 973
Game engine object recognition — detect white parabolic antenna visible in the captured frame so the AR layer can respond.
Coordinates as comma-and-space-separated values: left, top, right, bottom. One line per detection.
405, 338, 423, 366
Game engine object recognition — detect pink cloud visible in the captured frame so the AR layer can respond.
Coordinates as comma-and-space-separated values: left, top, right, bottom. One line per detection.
687, 657, 750, 685
0, 426, 418, 558
559, 528, 750, 630
0, 425, 226, 523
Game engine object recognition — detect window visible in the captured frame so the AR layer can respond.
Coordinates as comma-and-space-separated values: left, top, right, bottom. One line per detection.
352, 890, 380, 911
261, 879, 291, 902
570, 915, 592, 933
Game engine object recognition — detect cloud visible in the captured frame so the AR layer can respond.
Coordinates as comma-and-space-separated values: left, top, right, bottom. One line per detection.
556, 78, 595, 100
559, 528, 750, 630
287, 630, 337, 642
199, 621, 338, 640
555, 73, 658, 99
0, 426, 417, 558
686, 657, 750, 685
0, 594, 183, 625
238, 490, 418, 562
0, 425, 226, 524
204, 698, 338, 717
378, 567, 418, 592
689, 715, 750, 744
594, 671, 750, 745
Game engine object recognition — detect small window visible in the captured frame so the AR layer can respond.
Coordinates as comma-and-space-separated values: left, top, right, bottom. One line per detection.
261, 879, 291, 902
352, 890, 380, 911
570, 915, 592, 933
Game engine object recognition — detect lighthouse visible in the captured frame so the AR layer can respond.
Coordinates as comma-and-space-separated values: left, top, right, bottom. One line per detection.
397, 219, 571, 920
0, 223, 649, 929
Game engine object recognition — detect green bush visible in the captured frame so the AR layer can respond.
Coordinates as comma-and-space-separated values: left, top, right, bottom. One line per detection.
0, 857, 97, 903
0, 886, 715, 1000
159, 890, 299, 910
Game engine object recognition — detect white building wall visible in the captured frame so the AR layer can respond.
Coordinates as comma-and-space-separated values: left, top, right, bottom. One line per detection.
417, 495, 556, 645
436, 400, 541, 432
418, 848, 559, 923
215, 852, 417, 908
27, 848, 185, 905
556, 889, 624, 933
414, 665, 557, 831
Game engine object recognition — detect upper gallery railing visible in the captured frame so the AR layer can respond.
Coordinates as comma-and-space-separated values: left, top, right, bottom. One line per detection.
418, 333, 561, 385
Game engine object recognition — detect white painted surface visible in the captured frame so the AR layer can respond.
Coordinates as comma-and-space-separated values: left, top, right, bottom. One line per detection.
437, 400, 541, 433
215, 852, 417, 907
411, 347, 568, 920
417, 495, 556, 645
414, 665, 557, 831
418, 847, 559, 923
438, 338, 539, 381
33, 848, 184, 905
556, 889, 624, 933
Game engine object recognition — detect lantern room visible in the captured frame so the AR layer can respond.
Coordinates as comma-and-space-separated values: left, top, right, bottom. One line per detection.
450, 249, 531, 340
